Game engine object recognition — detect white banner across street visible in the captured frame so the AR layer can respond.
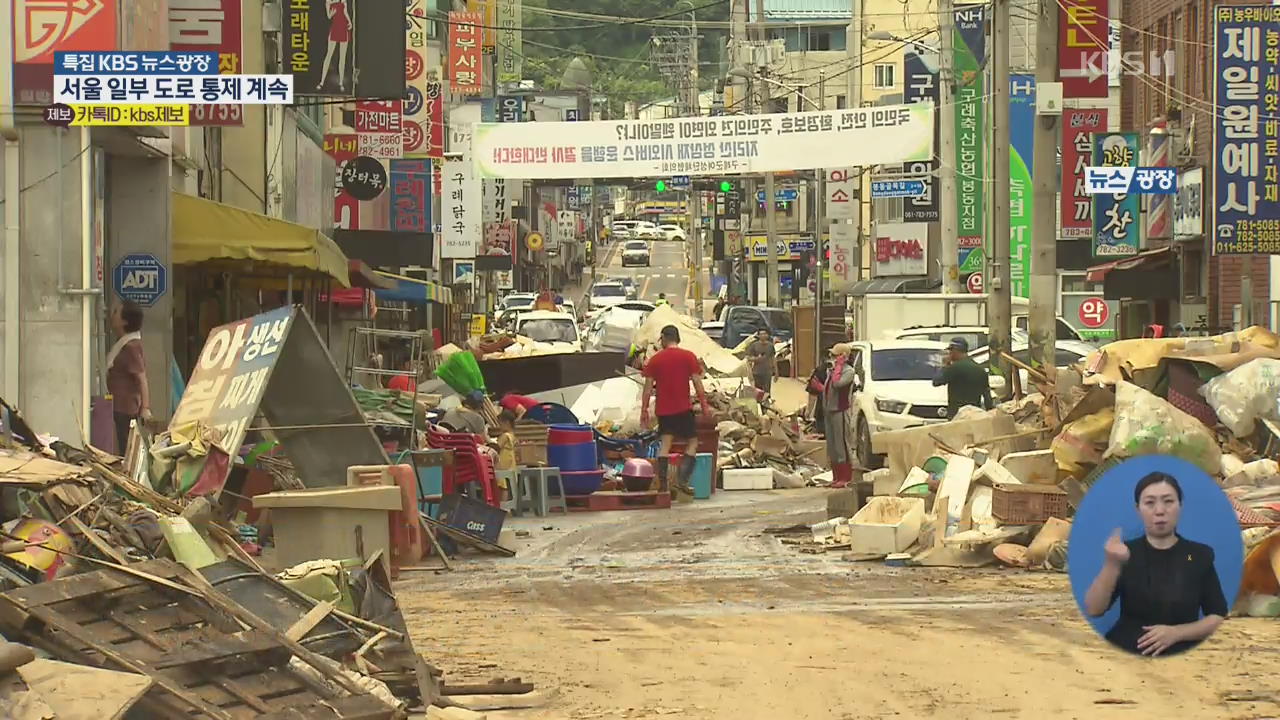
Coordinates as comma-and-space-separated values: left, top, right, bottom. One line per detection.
470, 104, 936, 179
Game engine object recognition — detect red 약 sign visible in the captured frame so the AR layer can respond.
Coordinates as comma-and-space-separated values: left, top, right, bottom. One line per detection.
448, 11, 483, 96
1058, 0, 1110, 99
966, 273, 983, 294
1078, 297, 1110, 328
1060, 108, 1108, 238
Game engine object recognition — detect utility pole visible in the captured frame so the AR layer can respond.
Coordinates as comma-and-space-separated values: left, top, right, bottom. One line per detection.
1029, 0, 1059, 372
847, 0, 864, 283
756, 0, 780, 307
815, 71, 827, 365
989, 0, 1012, 386
938, 0, 960, 292
689, 10, 705, 318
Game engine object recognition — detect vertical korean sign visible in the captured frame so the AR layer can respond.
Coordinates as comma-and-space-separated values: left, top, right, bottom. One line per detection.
170, 0, 245, 126
426, 81, 446, 158
13, 0, 117, 104
390, 159, 432, 234
325, 133, 359, 229
903, 49, 940, 222
1059, 0, 1109, 99
496, 0, 523, 84
1061, 108, 1108, 238
954, 5, 987, 275
442, 155, 480, 258
1213, 6, 1280, 255
403, 0, 431, 156
469, 0, 496, 52
1092, 132, 1140, 257
286, 0, 355, 96
1009, 74, 1036, 298
450, 11, 483, 96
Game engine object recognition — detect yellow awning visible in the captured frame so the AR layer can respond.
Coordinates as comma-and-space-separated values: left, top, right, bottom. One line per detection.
171, 192, 351, 287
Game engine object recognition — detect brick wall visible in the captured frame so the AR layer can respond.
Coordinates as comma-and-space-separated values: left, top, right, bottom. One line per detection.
1121, 0, 1270, 329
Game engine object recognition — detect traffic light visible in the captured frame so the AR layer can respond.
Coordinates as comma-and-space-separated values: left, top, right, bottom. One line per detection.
719, 180, 734, 193
655, 180, 668, 192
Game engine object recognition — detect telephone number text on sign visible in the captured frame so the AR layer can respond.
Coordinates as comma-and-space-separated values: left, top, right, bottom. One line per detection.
55, 52, 219, 75
54, 76, 293, 105
65, 105, 189, 126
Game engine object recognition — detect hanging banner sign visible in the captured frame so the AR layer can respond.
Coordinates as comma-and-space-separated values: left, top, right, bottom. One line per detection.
826, 167, 858, 221
1092, 131, 1141, 257
425, 81, 445, 158
1061, 107, 1108, 238
442, 155, 481, 259
470, 104, 934, 179
390, 159, 432, 234
403, 0, 431, 156
496, 0, 523, 83
1213, 6, 1280, 255
170, 0, 244, 126
953, 5, 987, 269
903, 48, 940, 222
449, 11, 483, 96
1009, 74, 1035, 299
1059, 0, 1110, 99
828, 222, 858, 292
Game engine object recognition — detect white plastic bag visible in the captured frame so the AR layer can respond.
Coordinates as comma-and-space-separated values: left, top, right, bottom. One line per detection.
1107, 381, 1221, 475
1199, 358, 1280, 437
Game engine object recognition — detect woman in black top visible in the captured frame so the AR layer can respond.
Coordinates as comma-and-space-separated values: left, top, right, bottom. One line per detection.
1083, 472, 1229, 656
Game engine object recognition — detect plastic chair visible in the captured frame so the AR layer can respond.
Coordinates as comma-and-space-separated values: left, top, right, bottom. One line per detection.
424, 425, 501, 507
516, 467, 567, 516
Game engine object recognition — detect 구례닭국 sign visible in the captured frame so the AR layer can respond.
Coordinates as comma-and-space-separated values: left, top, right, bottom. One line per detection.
469, 104, 935, 179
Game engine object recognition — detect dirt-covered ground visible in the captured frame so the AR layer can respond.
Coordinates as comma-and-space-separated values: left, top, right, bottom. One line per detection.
397, 491, 1280, 720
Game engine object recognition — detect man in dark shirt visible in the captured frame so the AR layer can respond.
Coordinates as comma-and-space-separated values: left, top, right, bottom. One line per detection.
746, 329, 775, 396
931, 337, 992, 418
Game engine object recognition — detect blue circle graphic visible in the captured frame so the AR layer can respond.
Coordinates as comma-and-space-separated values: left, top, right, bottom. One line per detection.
1067, 454, 1244, 640
403, 86, 424, 117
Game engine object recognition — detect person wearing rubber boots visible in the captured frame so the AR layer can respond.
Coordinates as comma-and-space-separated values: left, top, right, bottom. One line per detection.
640, 325, 710, 500
818, 343, 859, 488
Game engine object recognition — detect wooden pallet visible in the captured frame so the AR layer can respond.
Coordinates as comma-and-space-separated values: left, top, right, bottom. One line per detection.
0, 559, 396, 719
566, 491, 672, 512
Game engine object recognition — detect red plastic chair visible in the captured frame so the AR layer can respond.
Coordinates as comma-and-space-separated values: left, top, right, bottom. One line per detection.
425, 425, 501, 507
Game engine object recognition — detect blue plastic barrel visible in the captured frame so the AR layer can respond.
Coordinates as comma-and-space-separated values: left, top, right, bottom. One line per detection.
547, 440, 598, 473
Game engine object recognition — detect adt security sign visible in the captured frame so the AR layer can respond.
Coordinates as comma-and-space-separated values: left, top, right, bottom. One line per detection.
113, 253, 168, 307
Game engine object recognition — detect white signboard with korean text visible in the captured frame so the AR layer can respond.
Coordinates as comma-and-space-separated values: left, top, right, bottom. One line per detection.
872, 222, 929, 276
470, 104, 935, 179
828, 222, 858, 292
825, 167, 858, 221
1174, 167, 1203, 238
441, 155, 480, 259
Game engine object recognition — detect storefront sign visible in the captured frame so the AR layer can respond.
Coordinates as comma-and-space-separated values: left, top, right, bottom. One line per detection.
13, 0, 118, 105
1092, 132, 1141, 257
170, 0, 244, 126
953, 5, 987, 265
1174, 167, 1203, 237
1078, 297, 1110, 328
449, 11, 483, 96
442, 154, 480, 258
285, 0, 354, 97
1059, 0, 1110, 98
341, 155, 387, 202
828, 222, 858, 292
171, 306, 293, 456
390, 159, 431, 234
1009, 74, 1035, 299
745, 236, 815, 262
496, 0, 523, 83
495, 269, 514, 290
825, 167, 858, 221
423, 81, 445, 158
497, 95, 523, 122
403, 0, 431, 156
325, 133, 360, 229
1061, 108, 1108, 238
355, 100, 403, 159
903, 48, 940, 222
1213, 6, 1280, 255
471, 105, 933, 179
112, 253, 168, 307
873, 223, 928, 276
480, 222, 514, 270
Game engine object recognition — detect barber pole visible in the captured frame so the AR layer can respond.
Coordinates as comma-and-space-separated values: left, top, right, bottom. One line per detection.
1146, 123, 1172, 240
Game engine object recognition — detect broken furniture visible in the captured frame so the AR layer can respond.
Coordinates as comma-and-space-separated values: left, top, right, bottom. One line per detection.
424, 425, 501, 507
254, 485, 403, 576
514, 467, 567, 517
347, 464, 427, 577
404, 448, 453, 519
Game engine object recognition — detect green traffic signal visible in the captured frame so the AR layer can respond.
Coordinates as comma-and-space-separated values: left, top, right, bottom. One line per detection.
655, 180, 667, 192
719, 180, 733, 192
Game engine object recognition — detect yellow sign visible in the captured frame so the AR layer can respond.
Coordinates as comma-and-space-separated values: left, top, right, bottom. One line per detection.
745, 236, 804, 262
525, 232, 544, 251
469, 314, 488, 337
70, 104, 189, 126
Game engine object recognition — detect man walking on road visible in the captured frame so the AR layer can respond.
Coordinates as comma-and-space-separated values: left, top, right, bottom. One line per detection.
641, 325, 710, 498
931, 338, 992, 419
746, 328, 776, 399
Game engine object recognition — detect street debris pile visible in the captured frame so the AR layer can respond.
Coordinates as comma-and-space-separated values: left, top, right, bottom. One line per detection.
789, 327, 1280, 613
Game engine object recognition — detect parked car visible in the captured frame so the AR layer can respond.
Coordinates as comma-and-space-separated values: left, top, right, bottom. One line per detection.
621, 240, 651, 267
657, 224, 686, 241
700, 320, 725, 344
891, 325, 994, 350
969, 339, 1097, 388
718, 305, 794, 348
846, 339, 1005, 468
514, 310, 582, 353
586, 302, 656, 352
494, 295, 536, 329
611, 221, 638, 240
632, 221, 661, 239
588, 281, 629, 311
608, 276, 638, 300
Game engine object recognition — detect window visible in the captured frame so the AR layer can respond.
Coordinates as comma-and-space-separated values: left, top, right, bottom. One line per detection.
806, 30, 833, 51
835, 94, 847, 109
871, 349, 944, 381
874, 63, 896, 89
1181, 245, 1205, 298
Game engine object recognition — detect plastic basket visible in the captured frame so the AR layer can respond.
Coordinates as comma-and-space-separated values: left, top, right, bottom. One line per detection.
991, 482, 1070, 524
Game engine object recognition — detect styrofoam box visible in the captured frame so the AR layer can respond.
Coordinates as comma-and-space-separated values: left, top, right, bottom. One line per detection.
848, 496, 926, 555
722, 467, 773, 490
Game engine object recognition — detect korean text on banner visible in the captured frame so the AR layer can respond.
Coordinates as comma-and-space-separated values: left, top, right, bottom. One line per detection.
828, 223, 858, 292
1061, 108, 1108, 238
1092, 132, 1141, 257
170, 0, 245, 126
13, 0, 118, 105
170, 306, 293, 457
874, 223, 929, 276
390, 159, 433, 234
1059, 0, 1110, 99
356, 100, 403, 160
325, 133, 360, 230
442, 155, 481, 258
825, 167, 858, 221
953, 5, 987, 273
1213, 6, 1280, 255
285, 0, 355, 96
903, 49, 940, 222
425, 81, 446, 157
403, 0, 432, 156
1009, 74, 1035, 298
450, 11, 483, 96
471, 105, 933, 179
496, 0, 523, 83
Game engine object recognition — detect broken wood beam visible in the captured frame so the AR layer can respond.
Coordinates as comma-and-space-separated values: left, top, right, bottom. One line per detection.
441, 681, 536, 696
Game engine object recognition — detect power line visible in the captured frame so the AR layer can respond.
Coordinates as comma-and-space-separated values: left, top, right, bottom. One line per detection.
421, 0, 730, 33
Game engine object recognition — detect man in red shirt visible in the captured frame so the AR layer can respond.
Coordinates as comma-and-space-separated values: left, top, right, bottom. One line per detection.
641, 325, 710, 496
387, 357, 417, 393
499, 391, 539, 419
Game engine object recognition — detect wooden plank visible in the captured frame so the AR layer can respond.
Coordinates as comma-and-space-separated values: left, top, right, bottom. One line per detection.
65, 515, 129, 564
442, 681, 536, 696
285, 601, 335, 642
255, 694, 396, 719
